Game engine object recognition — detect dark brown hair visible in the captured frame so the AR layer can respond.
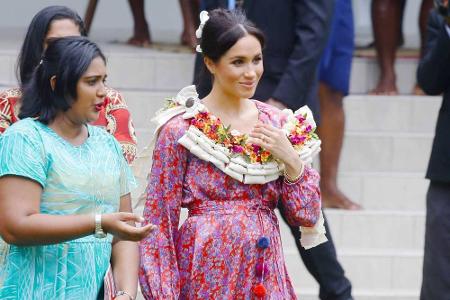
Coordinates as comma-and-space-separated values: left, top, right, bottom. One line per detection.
199, 8, 265, 62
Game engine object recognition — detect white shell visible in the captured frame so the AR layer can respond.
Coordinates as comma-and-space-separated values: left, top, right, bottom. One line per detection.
223, 166, 244, 182
244, 175, 267, 184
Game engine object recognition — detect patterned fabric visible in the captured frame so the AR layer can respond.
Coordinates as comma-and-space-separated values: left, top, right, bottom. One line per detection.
0, 87, 138, 288
0, 87, 137, 164
0, 118, 135, 299
139, 101, 322, 299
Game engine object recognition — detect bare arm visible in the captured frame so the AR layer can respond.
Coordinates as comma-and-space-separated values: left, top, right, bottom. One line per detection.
0, 176, 155, 246
110, 193, 140, 299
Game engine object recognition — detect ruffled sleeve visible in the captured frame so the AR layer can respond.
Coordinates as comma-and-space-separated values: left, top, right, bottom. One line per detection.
139, 116, 188, 300
97, 87, 137, 164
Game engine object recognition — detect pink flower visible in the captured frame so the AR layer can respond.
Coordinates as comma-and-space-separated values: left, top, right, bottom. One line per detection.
305, 125, 312, 133
252, 144, 261, 152
232, 145, 244, 153
290, 135, 306, 144
297, 115, 306, 123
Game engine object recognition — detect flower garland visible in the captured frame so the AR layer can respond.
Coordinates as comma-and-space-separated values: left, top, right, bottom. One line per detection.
190, 110, 273, 164
161, 96, 320, 165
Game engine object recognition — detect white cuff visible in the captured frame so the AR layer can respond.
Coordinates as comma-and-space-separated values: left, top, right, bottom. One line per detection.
446, 25, 450, 37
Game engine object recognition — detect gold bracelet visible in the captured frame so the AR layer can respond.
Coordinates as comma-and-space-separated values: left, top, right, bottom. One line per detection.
283, 164, 305, 184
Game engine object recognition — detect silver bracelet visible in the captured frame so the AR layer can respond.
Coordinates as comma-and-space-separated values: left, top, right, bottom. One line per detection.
114, 290, 134, 300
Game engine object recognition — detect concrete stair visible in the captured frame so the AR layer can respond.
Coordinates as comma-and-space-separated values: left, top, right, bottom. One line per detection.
0, 41, 435, 300
350, 57, 419, 95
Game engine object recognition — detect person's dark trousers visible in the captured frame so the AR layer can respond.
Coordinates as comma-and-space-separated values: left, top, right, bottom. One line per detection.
278, 203, 353, 300
420, 181, 450, 300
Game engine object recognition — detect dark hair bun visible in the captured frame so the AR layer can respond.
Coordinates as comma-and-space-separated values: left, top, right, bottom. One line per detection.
199, 8, 264, 62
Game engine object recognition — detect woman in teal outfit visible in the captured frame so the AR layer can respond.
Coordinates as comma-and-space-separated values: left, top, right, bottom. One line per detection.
0, 37, 155, 299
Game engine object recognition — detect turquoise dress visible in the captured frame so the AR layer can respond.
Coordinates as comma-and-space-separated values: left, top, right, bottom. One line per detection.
0, 118, 135, 299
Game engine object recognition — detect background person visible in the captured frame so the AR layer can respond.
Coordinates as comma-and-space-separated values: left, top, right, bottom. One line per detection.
369, 0, 434, 95
417, 1, 450, 298
0, 5, 137, 163
317, 0, 361, 210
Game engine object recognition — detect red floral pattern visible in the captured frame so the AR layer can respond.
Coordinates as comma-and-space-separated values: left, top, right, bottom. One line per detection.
0, 87, 137, 164
139, 100, 321, 299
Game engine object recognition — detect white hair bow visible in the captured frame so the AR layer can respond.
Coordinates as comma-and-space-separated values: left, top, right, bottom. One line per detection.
195, 10, 210, 52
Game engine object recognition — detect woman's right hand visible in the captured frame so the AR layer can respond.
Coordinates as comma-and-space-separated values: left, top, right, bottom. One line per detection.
102, 212, 156, 241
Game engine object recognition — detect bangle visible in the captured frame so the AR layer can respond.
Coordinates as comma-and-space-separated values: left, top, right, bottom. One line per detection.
114, 290, 134, 300
94, 214, 107, 239
284, 164, 304, 185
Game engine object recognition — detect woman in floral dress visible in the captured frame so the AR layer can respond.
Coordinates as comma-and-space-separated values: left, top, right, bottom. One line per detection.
139, 9, 323, 299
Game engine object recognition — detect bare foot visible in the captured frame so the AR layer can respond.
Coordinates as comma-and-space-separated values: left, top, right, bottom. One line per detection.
363, 35, 404, 49
412, 83, 426, 95
127, 36, 152, 47
369, 76, 399, 95
321, 185, 362, 210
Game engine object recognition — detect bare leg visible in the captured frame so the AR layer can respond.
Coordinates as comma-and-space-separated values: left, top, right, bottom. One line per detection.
84, 0, 99, 35
364, 0, 405, 48
398, 0, 406, 47
127, 0, 152, 46
369, 0, 403, 95
414, 0, 434, 95
179, 0, 200, 50
318, 83, 362, 210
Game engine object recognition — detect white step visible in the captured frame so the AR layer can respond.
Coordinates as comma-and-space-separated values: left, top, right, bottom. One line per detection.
349, 57, 418, 95
285, 249, 422, 291
298, 289, 419, 300
278, 209, 425, 251
340, 132, 432, 173
105, 49, 195, 92
345, 95, 441, 134
136, 289, 419, 300
134, 128, 433, 173
338, 172, 428, 211
0, 46, 196, 90
0, 47, 425, 96
122, 91, 442, 134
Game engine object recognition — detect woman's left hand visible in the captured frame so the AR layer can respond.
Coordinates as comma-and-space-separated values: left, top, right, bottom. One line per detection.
248, 123, 303, 176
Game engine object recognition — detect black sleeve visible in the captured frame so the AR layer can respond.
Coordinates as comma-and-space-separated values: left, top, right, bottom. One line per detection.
417, 11, 450, 95
272, 0, 335, 108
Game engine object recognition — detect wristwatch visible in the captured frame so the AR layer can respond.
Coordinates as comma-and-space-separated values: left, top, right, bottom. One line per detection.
94, 214, 107, 239
115, 290, 134, 300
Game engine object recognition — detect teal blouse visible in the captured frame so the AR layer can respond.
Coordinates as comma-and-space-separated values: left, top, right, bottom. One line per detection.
0, 118, 135, 299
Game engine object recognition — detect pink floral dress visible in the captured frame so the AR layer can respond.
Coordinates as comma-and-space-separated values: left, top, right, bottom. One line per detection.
139, 101, 321, 300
